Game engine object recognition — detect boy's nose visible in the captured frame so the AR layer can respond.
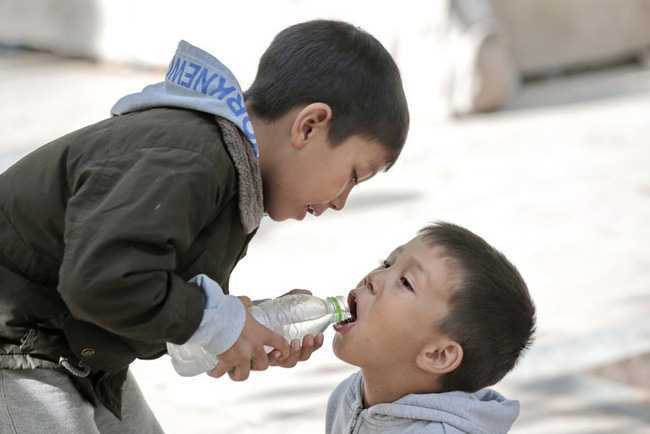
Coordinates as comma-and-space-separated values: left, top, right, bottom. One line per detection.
365, 272, 383, 295
363, 277, 375, 294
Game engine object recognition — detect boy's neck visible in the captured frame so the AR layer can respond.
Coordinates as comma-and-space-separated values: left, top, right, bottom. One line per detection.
360, 366, 442, 408
246, 102, 294, 175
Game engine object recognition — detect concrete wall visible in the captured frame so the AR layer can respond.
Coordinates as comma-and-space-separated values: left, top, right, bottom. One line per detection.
2, 0, 649, 116
492, 0, 650, 75
0, 0, 451, 122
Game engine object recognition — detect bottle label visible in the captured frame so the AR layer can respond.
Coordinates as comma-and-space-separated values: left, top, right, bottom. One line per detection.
328, 297, 346, 323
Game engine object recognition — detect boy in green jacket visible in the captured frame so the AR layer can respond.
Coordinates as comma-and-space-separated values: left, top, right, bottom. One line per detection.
0, 20, 409, 433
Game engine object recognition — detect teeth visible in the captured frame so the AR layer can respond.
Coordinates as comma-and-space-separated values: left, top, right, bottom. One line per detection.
335, 318, 355, 327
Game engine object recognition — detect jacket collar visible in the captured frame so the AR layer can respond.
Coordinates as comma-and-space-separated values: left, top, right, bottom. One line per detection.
216, 117, 263, 233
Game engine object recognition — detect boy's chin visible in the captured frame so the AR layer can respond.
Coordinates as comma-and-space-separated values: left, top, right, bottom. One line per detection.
332, 334, 360, 366
263, 207, 282, 221
263, 209, 288, 222
263, 203, 302, 222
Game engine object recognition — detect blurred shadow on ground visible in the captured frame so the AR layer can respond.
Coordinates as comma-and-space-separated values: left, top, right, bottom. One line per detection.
239, 384, 333, 403
266, 404, 324, 421
344, 190, 424, 212
511, 374, 650, 427
252, 190, 424, 240
504, 65, 650, 112
591, 352, 650, 391
298, 363, 353, 376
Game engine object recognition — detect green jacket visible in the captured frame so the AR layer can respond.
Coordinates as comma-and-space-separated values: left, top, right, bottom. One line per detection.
0, 107, 262, 417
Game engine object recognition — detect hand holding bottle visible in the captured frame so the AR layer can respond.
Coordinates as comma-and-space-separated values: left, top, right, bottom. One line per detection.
208, 289, 324, 379
168, 288, 349, 378
267, 289, 325, 368
208, 297, 289, 381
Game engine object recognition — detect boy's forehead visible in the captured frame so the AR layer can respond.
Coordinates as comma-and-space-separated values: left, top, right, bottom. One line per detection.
396, 238, 460, 295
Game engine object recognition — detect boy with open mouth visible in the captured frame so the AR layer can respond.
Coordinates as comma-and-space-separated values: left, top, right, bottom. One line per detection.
327, 222, 536, 434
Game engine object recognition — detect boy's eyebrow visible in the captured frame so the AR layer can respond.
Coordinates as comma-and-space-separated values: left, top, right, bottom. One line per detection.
357, 159, 391, 184
356, 165, 382, 184
357, 172, 374, 183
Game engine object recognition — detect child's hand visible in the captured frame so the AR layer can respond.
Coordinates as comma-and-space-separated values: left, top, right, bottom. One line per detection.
269, 333, 324, 368
237, 295, 253, 308
268, 288, 325, 368
207, 306, 289, 382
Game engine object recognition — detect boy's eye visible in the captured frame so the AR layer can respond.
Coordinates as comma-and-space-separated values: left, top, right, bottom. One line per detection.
400, 277, 414, 292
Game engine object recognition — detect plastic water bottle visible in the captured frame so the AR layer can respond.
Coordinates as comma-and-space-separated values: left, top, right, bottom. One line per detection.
167, 294, 350, 376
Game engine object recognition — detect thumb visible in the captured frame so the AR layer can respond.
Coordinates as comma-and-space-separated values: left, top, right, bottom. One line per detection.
237, 296, 253, 308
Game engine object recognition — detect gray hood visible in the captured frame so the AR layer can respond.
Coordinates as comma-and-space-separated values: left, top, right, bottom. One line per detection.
111, 40, 263, 233
111, 40, 259, 158
372, 388, 519, 434
327, 372, 520, 434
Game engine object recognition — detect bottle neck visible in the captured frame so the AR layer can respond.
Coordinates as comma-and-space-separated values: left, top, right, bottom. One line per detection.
327, 296, 350, 323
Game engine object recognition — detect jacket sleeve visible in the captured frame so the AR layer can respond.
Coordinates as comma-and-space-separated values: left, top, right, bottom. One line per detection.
185, 274, 246, 356
58, 147, 229, 345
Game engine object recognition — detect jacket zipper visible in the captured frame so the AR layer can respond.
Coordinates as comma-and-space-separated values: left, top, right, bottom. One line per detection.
349, 406, 363, 434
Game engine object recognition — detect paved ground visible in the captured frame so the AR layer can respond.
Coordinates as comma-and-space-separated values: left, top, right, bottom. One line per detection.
1, 50, 650, 433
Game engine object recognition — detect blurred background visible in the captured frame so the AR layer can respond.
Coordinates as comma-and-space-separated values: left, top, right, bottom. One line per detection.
1, 0, 650, 432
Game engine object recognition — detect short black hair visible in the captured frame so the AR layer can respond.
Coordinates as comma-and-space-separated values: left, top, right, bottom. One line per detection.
245, 20, 409, 164
419, 222, 536, 392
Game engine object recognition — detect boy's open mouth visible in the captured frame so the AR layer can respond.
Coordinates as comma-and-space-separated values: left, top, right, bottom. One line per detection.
333, 291, 358, 334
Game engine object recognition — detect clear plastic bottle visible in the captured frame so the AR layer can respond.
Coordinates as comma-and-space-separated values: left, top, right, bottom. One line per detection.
167, 294, 350, 376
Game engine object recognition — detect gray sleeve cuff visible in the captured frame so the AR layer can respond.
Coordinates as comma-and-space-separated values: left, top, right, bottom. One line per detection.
186, 274, 246, 355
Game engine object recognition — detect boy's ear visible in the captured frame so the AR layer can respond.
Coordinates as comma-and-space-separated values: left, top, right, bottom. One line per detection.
290, 103, 332, 150
416, 339, 463, 376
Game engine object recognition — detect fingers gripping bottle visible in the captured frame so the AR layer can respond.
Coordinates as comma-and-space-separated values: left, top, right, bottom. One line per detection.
167, 294, 350, 376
